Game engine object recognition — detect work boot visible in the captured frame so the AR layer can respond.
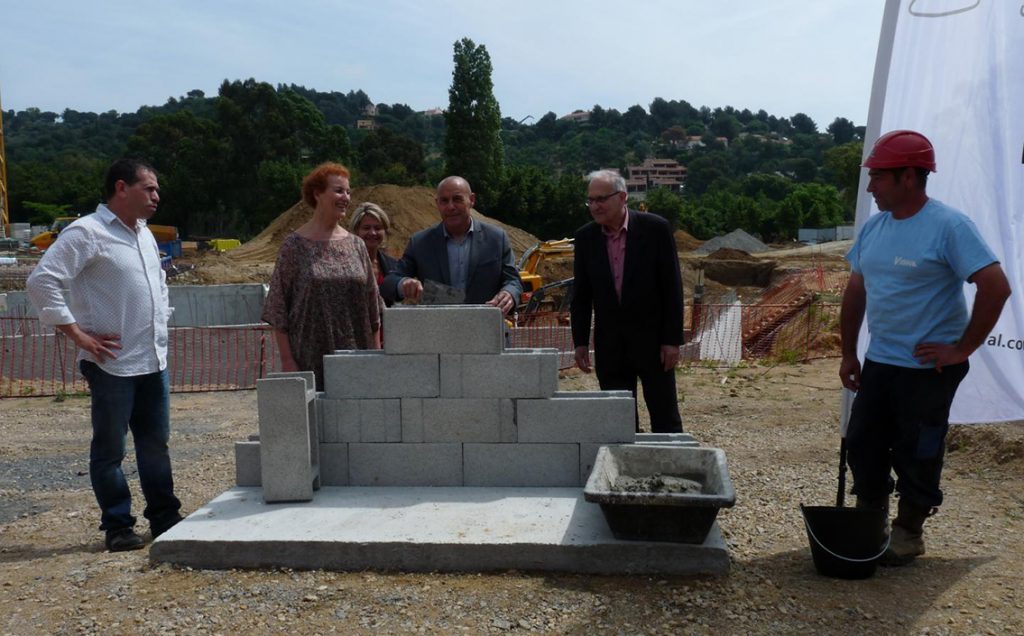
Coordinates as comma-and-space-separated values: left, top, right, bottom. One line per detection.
880, 498, 931, 566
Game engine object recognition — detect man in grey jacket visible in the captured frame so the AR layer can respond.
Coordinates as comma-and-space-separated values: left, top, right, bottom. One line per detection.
381, 176, 522, 314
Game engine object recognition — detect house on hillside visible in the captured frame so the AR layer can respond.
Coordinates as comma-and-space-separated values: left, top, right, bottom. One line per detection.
623, 158, 687, 200
560, 110, 591, 123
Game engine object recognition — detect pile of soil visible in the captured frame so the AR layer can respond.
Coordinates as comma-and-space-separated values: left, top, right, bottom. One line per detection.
674, 229, 702, 252
705, 247, 756, 261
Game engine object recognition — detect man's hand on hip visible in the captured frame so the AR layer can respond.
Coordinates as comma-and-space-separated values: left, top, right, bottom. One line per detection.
59, 323, 121, 362
914, 342, 969, 372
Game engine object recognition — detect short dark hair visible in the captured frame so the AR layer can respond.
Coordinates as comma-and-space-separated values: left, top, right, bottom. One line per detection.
887, 166, 929, 189
103, 158, 156, 201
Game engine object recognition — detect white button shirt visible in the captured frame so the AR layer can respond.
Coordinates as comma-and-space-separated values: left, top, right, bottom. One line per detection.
27, 204, 170, 376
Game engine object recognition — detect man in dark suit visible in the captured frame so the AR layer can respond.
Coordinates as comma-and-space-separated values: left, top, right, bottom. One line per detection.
381, 176, 522, 314
571, 169, 684, 433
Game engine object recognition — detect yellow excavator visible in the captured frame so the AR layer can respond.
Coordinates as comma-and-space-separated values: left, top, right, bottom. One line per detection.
516, 238, 575, 320
517, 238, 574, 302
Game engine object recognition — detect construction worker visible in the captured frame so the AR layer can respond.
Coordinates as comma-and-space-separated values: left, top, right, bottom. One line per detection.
839, 130, 1011, 565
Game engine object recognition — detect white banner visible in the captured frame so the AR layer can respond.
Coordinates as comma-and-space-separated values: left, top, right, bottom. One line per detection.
856, 0, 1024, 423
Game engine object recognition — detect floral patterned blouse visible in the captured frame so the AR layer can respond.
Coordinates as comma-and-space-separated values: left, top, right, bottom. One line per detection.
262, 233, 381, 388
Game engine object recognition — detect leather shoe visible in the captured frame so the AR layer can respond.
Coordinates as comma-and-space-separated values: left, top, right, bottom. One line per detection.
106, 528, 146, 552
151, 514, 183, 539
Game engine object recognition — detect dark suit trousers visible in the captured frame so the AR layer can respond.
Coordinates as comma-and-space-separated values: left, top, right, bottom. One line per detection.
595, 346, 682, 433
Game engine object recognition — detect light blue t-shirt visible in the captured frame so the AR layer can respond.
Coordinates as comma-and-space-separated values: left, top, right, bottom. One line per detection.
846, 198, 997, 368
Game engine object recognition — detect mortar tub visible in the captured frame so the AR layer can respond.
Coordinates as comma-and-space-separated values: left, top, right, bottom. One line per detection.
583, 445, 735, 543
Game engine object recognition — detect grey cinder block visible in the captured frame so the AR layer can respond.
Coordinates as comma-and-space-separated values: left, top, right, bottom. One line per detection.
499, 399, 516, 443
421, 399, 503, 442
359, 399, 402, 442
348, 443, 463, 486
319, 398, 361, 442
323, 351, 439, 398
257, 377, 316, 502
464, 443, 580, 487
319, 443, 349, 486
580, 442, 603, 487
267, 370, 316, 391
234, 441, 261, 486
384, 306, 504, 355
517, 396, 636, 443
440, 349, 559, 398
401, 398, 424, 442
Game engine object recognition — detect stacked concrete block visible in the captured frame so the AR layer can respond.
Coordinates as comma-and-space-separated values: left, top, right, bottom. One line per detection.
242, 305, 645, 492
384, 306, 503, 354
256, 373, 320, 502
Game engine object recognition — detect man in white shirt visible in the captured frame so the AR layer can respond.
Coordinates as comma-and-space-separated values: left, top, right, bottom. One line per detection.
27, 158, 182, 552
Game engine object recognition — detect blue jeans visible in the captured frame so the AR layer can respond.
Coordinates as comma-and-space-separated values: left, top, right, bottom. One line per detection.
846, 359, 969, 509
80, 361, 181, 532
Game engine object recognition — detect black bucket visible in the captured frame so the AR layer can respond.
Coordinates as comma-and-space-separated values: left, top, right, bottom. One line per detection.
800, 504, 890, 579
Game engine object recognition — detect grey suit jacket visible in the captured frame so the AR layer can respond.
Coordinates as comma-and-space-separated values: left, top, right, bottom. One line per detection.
380, 219, 523, 305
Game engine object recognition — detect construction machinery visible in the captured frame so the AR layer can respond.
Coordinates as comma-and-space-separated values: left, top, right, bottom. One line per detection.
30, 216, 181, 256
517, 238, 574, 304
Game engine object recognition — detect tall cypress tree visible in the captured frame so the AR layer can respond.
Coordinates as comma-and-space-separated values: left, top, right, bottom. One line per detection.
444, 38, 505, 212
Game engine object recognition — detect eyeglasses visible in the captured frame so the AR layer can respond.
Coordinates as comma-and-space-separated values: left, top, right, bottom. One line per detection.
586, 191, 623, 205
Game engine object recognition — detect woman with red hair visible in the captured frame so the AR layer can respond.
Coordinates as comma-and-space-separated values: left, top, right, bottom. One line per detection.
262, 163, 381, 389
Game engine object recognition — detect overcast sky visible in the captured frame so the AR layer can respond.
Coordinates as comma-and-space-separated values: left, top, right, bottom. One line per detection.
1, 1, 886, 129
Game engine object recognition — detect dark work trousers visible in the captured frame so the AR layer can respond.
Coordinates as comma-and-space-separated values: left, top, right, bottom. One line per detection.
846, 358, 969, 509
595, 346, 682, 433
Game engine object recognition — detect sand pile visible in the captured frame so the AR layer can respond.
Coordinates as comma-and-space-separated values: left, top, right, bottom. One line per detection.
227, 184, 540, 265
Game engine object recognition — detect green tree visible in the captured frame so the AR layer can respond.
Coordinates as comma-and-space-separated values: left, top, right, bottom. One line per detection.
777, 183, 845, 239
643, 187, 684, 228
823, 141, 863, 220
444, 38, 505, 211
357, 127, 426, 186
827, 117, 858, 145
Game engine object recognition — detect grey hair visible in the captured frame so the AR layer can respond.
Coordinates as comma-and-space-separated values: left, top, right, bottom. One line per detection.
349, 201, 391, 233
586, 169, 626, 193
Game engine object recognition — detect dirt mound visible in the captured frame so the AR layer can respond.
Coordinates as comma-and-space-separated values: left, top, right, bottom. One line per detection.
947, 425, 1024, 467
706, 247, 756, 261
674, 229, 702, 252
227, 185, 539, 266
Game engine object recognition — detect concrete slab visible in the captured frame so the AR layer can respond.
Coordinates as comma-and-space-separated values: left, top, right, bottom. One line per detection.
151, 486, 729, 576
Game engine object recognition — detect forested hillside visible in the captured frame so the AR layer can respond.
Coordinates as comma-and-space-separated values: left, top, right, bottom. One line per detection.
4, 80, 863, 242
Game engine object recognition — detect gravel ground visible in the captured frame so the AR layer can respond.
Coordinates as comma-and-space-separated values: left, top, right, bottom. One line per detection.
2, 358, 1023, 635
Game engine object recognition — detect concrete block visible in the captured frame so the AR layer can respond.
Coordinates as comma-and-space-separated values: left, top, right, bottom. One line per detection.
384, 306, 504, 354
257, 377, 315, 502
517, 396, 636, 443
267, 370, 316, 392
580, 443, 603, 487
401, 399, 424, 442
319, 443, 349, 486
553, 390, 633, 399
499, 399, 517, 443
464, 444, 579, 487
234, 441, 261, 486
319, 399, 362, 442
421, 399, 502, 442
636, 432, 700, 446
349, 444, 463, 486
323, 351, 439, 398
359, 399, 402, 442
440, 349, 559, 398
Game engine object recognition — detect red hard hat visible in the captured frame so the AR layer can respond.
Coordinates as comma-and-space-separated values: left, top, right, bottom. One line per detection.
862, 130, 937, 172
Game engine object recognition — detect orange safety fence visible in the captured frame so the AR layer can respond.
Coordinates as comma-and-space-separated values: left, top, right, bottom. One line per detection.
2, 303, 841, 398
